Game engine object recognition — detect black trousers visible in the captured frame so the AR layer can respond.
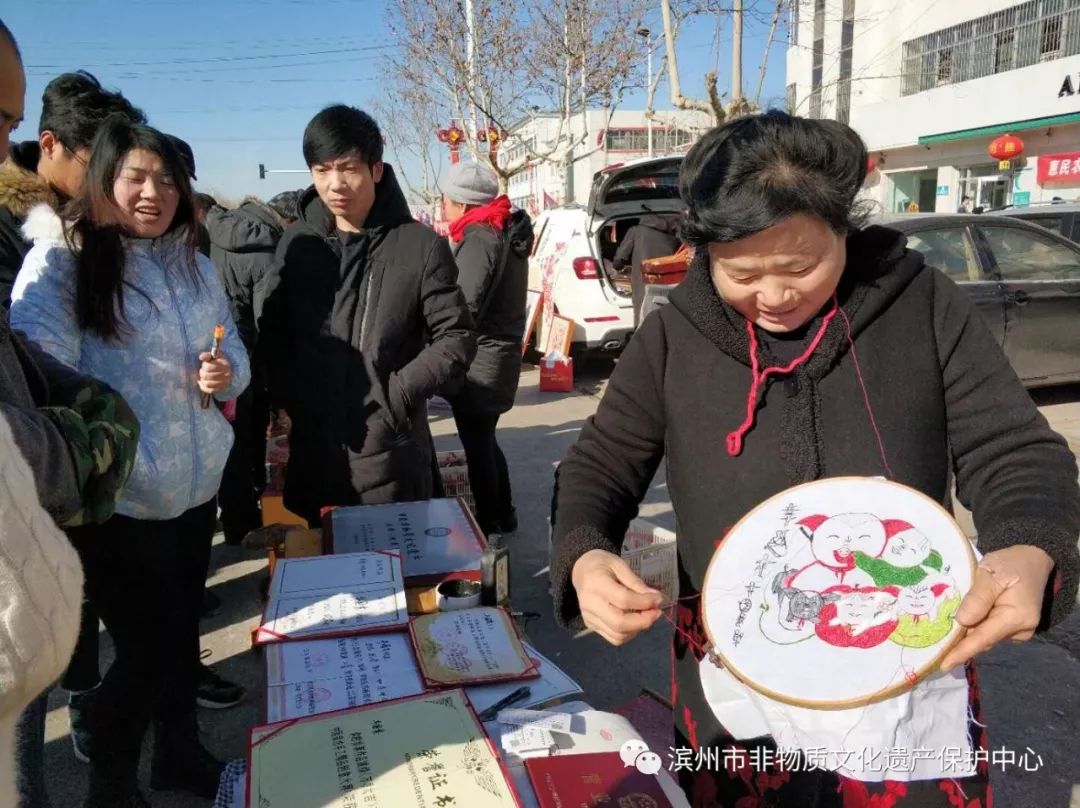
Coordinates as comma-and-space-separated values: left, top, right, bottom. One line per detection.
219, 385, 268, 543
61, 596, 101, 692
68, 498, 217, 785
451, 409, 513, 535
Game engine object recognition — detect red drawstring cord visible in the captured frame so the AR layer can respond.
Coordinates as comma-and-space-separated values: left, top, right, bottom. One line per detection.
726, 301, 841, 456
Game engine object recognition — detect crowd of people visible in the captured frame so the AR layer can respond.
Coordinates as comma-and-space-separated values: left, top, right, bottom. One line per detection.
2, 11, 1080, 808
0, 15, 532, 808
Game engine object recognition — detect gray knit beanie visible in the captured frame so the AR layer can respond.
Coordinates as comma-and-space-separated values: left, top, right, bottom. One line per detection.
442, 161, 499, 205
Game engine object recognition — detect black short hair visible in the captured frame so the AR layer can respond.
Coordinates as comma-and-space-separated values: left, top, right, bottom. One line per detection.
302, 104, 383, 168
679, 110, 870, 246
39, 71, 146, 151
0, 17, 20, 59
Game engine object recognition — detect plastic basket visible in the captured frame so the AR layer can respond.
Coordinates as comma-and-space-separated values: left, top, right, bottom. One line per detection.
621, 518, 678, 604
546, 517, 678, 603
436, 449, 475, 515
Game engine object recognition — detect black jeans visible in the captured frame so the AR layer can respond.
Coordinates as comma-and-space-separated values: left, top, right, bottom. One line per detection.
452, 409, 513, 534
61, 597, 101, 693
68, 498, 217, 786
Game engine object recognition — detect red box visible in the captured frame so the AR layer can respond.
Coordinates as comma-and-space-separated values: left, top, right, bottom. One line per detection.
540, 356, 574, 392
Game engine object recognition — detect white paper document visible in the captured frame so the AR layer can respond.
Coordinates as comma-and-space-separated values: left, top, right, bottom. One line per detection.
500, 724, 557, 757
255, 552, 408, 644
465, 642, 582, 714
264, 634, 426, 722
329, 498, 484, 581
496, 708, 575, 734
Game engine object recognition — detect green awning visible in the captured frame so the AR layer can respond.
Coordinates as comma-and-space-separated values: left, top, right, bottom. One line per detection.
918, 112, 1080, 145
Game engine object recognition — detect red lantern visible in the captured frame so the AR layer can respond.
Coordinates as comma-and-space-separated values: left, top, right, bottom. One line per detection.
436, 119, 467, 164
988, 133, 1024, 161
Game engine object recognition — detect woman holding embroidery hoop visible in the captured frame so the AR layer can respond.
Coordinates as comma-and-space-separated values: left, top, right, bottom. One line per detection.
549, 111, 1079, 806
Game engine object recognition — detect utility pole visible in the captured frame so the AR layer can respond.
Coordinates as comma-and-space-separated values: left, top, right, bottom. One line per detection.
637, 27, 653, 158
465, 0, 479, 138
732, 0, 744, 103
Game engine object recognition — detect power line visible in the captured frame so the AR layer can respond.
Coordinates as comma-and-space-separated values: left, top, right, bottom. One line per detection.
25, 44, 394, 70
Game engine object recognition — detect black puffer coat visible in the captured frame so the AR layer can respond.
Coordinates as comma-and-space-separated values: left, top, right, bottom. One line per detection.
613, 213, 681, 325
257, 165, 477, 521
206, 199, 285, 352
450, 209, 534, 414
0, 142, 57, 310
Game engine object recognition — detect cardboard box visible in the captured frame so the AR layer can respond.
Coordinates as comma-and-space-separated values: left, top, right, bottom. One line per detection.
261, 493, 307, 528
266, 527, 323, 579
539, 356, 574, 393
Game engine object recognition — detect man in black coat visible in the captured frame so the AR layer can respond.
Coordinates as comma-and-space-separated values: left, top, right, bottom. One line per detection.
206, 193, 297, 545
0, 70, 144, 308
257, 105, 476, 523
612, 213, 681, 326
442, 160, 534, 535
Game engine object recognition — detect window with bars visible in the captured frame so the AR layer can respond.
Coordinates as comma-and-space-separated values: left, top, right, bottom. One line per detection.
604, 127, 696, 152
810, 0, 826, 118
837, 0, 856, 123
901, 0, 1080, 96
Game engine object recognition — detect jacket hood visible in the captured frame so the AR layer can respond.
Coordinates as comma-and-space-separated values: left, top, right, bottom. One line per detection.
0, 142, 58, 219
205, 199, 283, 252
21, 202, 195, 257
20, 203, 68, 245
638, 213, 676, 233
669, 225, 925, 370
506, 209, 535, 259
296, 162, 413, 236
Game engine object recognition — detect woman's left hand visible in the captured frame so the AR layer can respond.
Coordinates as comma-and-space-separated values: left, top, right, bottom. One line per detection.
197, 352, 233, 395
940, 544, 1055, 671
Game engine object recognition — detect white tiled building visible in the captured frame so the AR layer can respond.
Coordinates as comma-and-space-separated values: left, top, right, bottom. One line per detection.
787, 0, 1080, 212
500, 108, 712, 215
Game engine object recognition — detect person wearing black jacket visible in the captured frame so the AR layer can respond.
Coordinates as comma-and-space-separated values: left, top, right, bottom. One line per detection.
441, 161, 533, 535
550, 112, 1080, 807
257, 106, 476, 523
206, 193, 296, 545
0, 71, 144, 309
612, 213, 680, 326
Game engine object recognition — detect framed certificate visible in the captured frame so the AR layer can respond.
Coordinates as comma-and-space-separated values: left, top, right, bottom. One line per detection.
248, 689, 522, 807
410, 607, 539, 688
254, 551, 409, 645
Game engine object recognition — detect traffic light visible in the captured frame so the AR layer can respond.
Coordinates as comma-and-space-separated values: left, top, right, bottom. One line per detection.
259, 163, 266, 180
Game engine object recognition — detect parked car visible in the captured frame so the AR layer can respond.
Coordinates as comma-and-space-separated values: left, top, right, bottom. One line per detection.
997, 201, 1080, 244
881, 213, 1080, 387
528, 157, 683, 353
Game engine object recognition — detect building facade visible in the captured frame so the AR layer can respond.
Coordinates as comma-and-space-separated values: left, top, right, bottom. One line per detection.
501, 108, 711, 215
787, 0, 1080, 212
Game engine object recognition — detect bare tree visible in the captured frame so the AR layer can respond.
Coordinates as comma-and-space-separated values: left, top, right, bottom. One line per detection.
385, 0, 648, 197
373, 80, 448, 217
655, 0, 783, 125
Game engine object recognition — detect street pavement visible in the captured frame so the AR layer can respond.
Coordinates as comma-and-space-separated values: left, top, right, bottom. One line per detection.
40, 365, 1080, 807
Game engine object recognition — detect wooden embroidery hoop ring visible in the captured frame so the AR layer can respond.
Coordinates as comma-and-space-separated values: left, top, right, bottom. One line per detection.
700, 476, 978, 710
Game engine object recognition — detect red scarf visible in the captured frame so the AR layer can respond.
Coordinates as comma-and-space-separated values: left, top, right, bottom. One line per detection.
449, 195, 512, 243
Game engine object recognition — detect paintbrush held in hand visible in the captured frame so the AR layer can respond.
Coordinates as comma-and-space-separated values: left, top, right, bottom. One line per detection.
200, 324, 225, 409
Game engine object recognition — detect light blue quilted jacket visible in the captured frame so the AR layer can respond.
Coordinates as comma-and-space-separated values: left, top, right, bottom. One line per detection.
11, 205, 250, 521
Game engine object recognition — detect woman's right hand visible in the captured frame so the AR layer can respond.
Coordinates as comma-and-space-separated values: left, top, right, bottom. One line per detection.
571, 548, 664, 646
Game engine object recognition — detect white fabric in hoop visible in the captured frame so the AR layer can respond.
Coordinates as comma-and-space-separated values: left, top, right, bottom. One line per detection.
698, 477, 978, 782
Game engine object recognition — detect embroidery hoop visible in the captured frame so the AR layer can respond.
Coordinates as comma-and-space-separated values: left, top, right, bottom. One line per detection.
700, 477, 977, 710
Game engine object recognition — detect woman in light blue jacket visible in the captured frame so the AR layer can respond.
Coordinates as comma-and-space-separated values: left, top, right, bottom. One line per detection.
11, 118, 249, 807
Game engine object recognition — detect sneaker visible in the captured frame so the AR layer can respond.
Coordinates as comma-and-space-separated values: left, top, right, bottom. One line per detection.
68, 688, 98, 763
196, 662, 245, 709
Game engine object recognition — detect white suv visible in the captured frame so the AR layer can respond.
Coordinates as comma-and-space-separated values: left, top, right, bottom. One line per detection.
528, 157, 683, 353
